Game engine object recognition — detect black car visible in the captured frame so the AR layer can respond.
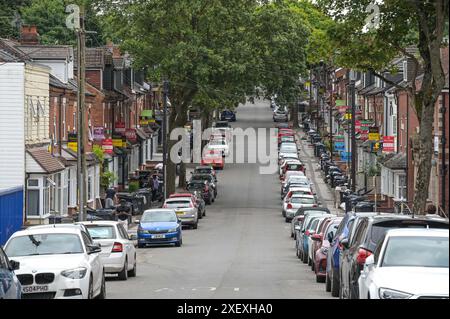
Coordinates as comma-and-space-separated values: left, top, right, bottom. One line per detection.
214, 121, 231, 129
193, 166, 217, 182
220, 110, 236, 122
339, 215, 449, 299
189, 174, 218, 197
186, 180, 214, 205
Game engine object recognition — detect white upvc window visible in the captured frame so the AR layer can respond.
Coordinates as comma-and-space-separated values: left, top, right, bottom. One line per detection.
395, 174, 407, 200
26, 176, 51, 218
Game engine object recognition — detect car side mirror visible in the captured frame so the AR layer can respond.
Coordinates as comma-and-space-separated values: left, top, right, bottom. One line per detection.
294, 225, 301, 231
365, 254, 375, 267
135, 219, 140, 224
311, 234, 322, 241
178, 219, 182, 223
129, 234, 138, 241
87, 244, 102, 254
9, 260, 20, 271
327, 232, 334, 243
341, 238, 349, 249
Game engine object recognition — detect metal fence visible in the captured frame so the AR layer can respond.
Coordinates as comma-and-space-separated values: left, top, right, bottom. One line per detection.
0, 187, 23, 245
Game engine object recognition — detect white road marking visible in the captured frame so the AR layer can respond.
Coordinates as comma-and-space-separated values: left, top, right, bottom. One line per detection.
234, 288, 240, 292
155, 288, 174, 293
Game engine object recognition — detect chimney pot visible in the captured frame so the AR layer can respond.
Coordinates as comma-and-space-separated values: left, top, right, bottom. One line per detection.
20, 25, 40, 45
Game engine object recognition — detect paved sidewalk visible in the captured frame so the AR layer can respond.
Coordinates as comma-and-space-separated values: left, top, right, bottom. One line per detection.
294, 128, 341, 216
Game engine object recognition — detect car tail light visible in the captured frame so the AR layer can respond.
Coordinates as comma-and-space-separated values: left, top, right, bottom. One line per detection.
189, 202, 194, 208
356, 248, 372, 265
287, 203, 293, 209
312, 204, 318, 207
162, 204, 168, 208
112, 242, 123, 253
305, 230, 310, 236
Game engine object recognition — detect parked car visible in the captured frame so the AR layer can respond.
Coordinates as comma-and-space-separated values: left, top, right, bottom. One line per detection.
194, 165, 217, 181
278, 143, 298, 161
326, 212, 379, 297
163, 197, 199, 229
79, 221, 137, 280
220, 110, 236, 122
137, 209, 183, 248
284, 194, 319, 222
291, 207, 331, 239
282, 187, 315, 217
295, 211, 331, 264
190, 173, 218, 197
313, 217, 343, 283
187, 180, 215, 205
281, 179, 312, 199
273, 107, 289, 122
281, 161, 305, 178
170, 192, 206, 218
339, 215, 449, 299
0, 245, 21, 299
201, 149, 224, 170
306, 215, 334, 267
278, 135, 296, 148
206, 138, 230, 157
358, 228, 449, 299
4, 224, 105, 299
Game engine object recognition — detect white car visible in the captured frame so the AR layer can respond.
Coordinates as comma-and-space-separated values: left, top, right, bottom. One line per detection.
284, 194, 319, 222
207, 138, 230, 157
79, 221, 137, 280
358, 228, 449, 299
4, 224, 106, 299
281, 170, 305, 185
278, 143, 298, 161
279, 159, 302, 176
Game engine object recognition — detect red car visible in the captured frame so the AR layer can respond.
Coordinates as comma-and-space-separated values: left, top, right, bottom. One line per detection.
312, 217, 343, 283
201, 150, 224, 169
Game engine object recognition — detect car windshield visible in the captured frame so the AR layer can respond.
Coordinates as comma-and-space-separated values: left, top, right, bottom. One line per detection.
381, 236, 448, 268
5, 233, 84, 257
210, 140, 226, 145
215, 122, 229, 128
325, 223, 340, 240
195, 168, 212, 174
291, 197, 315, 204
192, 175, 212, 182
165, 200, 191, 208
280, 145, 297, 152
187, 182, 205, 190
85, 225, 116, 240
203, 152, 220, 158
287, 164, 302, 170
281, 137, 295, 142
142, 211, 177, 223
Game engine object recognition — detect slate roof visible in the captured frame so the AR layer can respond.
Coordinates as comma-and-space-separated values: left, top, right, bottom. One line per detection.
74, 47, 105, 69
380, 152, 407, 170
16, 45, 73, 60
27, 147, 65, 173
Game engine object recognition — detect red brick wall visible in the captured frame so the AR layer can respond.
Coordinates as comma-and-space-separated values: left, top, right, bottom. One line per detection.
86, 70, 102, 90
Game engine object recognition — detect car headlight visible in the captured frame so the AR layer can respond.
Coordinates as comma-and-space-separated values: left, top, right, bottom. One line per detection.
61, 267, 87, 279
168, 227, 179, 232
379, 288, 413, 299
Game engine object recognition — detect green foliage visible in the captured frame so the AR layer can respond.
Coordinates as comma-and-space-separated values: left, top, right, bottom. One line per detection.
128, 181, 139, 193
0, 0, 30, 38
100, 170, 117, 190
92, 144, 104, 163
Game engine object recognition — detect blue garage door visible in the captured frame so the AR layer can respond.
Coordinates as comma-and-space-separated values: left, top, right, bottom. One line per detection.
0, 187, 24, 245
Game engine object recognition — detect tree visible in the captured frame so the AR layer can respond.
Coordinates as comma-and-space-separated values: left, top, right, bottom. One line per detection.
0, 0, 30, 39
97, 0, 312, 195
318, 0, 449, 214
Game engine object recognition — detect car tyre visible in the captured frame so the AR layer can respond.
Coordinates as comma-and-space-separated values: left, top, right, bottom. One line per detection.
302, 250, 308, 263
316, 274, 325, 283
88, 276, 94, 299
118, 259, 128, 281
198, 210, 203, 219
311, 260, 315, 271
325, 273, 332, 292
138, 243, 145, 249
175, 238, 182, 247
331, 269, 340, 297
290, 232, 294, 238
128, 257, 137, 277
96, 272, 106, 299
285, 217, 290, 223
192, 222, 198, 230
308, 257, 312, 267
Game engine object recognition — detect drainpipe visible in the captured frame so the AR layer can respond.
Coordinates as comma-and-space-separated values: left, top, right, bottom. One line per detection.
441, 93, 447, 212
406, 93, 409, 208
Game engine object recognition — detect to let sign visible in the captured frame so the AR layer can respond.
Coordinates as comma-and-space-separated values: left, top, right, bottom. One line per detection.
125, 129, 137, 142
368, 127, 380, 141
115, 122, 126, 134
93, 127, 105, 141
102, 139, 113, 154
382, 136, 395, 153
68, 133, 77, 152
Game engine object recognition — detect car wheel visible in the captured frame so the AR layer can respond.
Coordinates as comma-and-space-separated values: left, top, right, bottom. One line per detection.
282, 210, 286, 217
290, 232, 294, 238
192, 222, 198, 230
285, 217, 290, 223
331, 269, 340, 297
302, 250, 308, 264
138, 243, 145, 249
175, 237, 182, 247
316, 274, 324, 283
118, 259, 128, 281
325, 273, 332, 292
128, 256, 137, 278
198, 210, 203, 219
88, 276, 94, 299
308, 257, 312, 267
311, 260, 315, 271
206, 198, 212, 205
203, 210, 206, 217
96, 272, 106, 299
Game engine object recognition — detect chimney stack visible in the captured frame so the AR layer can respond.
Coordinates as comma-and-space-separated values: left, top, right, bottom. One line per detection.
20, 25, 40, 45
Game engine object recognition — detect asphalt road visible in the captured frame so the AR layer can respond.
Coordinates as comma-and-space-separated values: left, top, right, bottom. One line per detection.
106, 99, 334, 299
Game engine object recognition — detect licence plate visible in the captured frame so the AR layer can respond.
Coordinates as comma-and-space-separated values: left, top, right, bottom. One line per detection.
22, 285, 49, 294
152, 234, 166, 239
176, 211, 185, 215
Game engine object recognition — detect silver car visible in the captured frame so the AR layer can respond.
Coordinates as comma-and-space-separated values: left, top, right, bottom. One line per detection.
273, 108, 289, 122
163, 198, 199, 229
284, 194, 318, 222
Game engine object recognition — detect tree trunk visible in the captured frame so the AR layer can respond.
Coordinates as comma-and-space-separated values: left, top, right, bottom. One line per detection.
177, 110, 188, 189
292, 101, 299, 128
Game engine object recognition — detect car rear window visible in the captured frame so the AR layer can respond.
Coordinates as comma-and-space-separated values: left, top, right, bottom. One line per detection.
165, 200, 191, 208
291, 197, 315, 204
85, 225, 116, 240
368, 219, 449, 251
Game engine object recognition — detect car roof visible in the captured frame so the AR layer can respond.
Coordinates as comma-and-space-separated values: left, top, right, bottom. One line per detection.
289, 187, 312, 191
385, 228, 449, 238
291, 194, 315, 198
143, 208, 176, 214
9, 226, 82, 238
78, 221, 120, 226
170, 193, 194, 198
195, 166, 213, 169
165, 197, 191, 202
298, 207, 330, 213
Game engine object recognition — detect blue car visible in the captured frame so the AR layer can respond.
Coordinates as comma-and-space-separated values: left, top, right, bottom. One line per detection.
220, 110, 236, 122
137, 209, 183, 248
0, 246, 21, 299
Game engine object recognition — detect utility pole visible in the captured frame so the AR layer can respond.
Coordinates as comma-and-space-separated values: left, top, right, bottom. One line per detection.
440, 97, 447, 212
76, 4, 86, 221
350, 80, 356, 192
162, 80, 169, 200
